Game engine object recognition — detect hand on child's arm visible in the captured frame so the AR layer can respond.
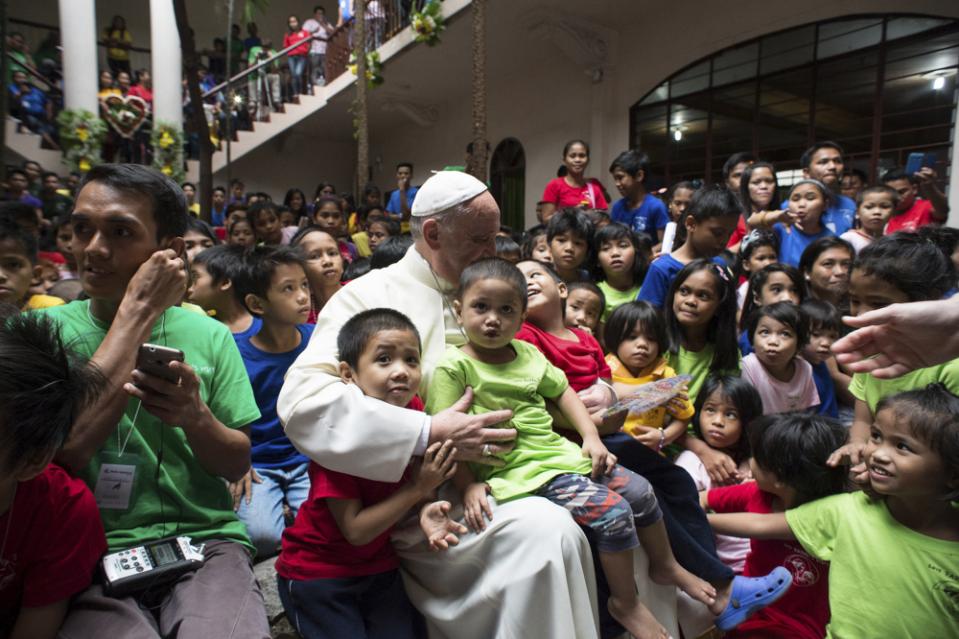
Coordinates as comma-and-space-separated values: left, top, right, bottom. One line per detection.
228, 468, 262, 511
419, 501, 468, 552
581, 437, 617, 479
463, 482, 493, 532
412, 440, 458, 497
687, 437, 740, 485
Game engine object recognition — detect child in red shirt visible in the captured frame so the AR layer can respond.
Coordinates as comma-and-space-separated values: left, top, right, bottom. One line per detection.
276, 308, 463, 639
706, 412, 845, 639
0, 313, 106, 637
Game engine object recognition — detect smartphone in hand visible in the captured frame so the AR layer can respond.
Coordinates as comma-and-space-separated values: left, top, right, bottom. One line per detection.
136, 344, 185, 383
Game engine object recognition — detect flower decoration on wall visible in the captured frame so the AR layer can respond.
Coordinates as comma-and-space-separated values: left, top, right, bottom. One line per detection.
410, 0, 445, 47
348, 51, 384, 88
150, 122, 186, 183
56, 109, 107, 174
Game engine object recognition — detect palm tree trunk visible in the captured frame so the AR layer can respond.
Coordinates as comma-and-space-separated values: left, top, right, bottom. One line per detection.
354, 0, 369, 196
173, 0, 215, 223
467, 0, 488, 182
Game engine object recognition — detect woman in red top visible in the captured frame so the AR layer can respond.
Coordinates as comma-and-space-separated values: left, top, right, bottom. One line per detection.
540, 140, 609, 222
284, 15, 312, 96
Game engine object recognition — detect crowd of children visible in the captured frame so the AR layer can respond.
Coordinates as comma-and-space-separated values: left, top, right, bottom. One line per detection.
0, 142, 957, 639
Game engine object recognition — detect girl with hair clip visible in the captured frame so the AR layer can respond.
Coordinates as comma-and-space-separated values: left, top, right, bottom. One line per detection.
592, 223, 649, 323
734, 229, 780, 309
539, 140, 609, 221
734, 162, 779, 253
750, 179, 836, 267
798, 236, 854, 311
738, 264, 806, 355
665, 260, 746, 486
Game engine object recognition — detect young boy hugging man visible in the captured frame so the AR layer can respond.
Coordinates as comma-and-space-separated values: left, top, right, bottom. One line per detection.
515, 259, 613, 430
276, 308, 462, 639
37, 164, 269, 638
608, 149, 669, 248
187, 244, 261, 340
230, 245, 315, 558
0, 217, 64, 311
546, 208, 594, 283
0, 312, 106, 638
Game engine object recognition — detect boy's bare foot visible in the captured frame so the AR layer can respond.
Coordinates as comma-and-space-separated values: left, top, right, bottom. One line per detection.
649, 562, 717, 607
607, 597, 670, 639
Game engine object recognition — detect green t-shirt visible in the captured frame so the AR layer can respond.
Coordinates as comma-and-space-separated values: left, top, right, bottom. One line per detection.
37, 300, 260, 552
597, 281, 641, 323
849, 358, 959, 413
426, 341, 592, 501
786, 492, 959, 638
665, 344, 740, 406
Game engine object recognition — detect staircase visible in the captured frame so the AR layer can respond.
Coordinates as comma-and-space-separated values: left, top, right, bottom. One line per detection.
5, 118, 69, 173
186, 0, 471, 182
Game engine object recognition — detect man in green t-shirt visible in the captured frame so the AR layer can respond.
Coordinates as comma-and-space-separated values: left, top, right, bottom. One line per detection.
38, 164, 269, 638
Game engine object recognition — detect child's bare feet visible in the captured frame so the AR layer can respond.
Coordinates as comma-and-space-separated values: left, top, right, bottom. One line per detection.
649, 561, 717, 607
607, 596, 670, 639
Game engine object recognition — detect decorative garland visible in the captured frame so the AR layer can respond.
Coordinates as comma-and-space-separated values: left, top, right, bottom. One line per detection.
151, 122, 186, 183
56, 109, 107, 173
410, 0, 445, 47
348, 51, 384, 88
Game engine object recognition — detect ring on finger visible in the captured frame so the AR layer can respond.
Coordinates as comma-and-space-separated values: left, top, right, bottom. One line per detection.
483, 443, 492, 457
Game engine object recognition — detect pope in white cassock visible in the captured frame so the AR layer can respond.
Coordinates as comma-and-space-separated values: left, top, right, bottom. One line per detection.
277, 171, 604, 638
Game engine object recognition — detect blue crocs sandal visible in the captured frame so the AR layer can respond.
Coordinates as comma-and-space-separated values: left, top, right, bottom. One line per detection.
715, 566, 793, 631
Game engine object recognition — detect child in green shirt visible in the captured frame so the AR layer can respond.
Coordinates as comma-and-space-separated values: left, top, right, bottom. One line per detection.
709, 384, 959, 638
428, 258, 791, 638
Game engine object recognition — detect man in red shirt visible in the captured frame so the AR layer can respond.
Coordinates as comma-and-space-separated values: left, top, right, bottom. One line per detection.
882, 167, 950, 233
283, 15, 311, 96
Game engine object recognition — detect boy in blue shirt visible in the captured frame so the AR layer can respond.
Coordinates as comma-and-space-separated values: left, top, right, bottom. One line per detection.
638, 185, 739, 308
608, 149, 669, 247
779, 142, 856, 236
232, 245, 315, 558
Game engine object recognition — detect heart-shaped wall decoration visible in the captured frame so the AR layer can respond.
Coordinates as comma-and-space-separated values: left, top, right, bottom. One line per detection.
100, 94, 149, 139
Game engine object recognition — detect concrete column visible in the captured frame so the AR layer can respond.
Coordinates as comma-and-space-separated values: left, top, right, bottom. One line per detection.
58, 0, 99, 113
948, 86, 959, 228
149, 0, 182, 128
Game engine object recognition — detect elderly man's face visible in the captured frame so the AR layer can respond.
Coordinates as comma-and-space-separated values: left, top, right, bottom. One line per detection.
434, 191, 500, 282
71, 182, 164, 303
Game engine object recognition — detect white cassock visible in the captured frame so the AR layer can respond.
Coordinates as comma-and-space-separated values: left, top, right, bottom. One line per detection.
278, 246, 601, 639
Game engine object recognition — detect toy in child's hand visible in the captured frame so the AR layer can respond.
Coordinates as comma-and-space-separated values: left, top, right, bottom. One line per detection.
603, 375, 693, 417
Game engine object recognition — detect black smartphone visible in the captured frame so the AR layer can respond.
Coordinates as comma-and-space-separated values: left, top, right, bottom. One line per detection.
136, 344, 185, 383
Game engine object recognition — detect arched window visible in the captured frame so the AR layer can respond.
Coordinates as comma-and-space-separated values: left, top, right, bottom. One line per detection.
630, 15, 958, 190
490, 138, 525, 230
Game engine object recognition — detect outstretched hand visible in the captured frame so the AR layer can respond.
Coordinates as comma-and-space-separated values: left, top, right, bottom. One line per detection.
832, 299, 959, 378
420, 501, 468, 552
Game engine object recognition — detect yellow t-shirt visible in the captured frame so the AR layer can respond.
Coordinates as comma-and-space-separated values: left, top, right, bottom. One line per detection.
23, 294, 65, 311
606, 354, 694, 437
105, 28, 132, 61
352, 231, 372, 258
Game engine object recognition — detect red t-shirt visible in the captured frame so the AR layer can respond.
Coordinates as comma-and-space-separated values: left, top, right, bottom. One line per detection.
128, 85, 153, 106
515, 322, 610, 392
885, 198, 935, 234
542, 177, 609, 210
727, 215, 748, 248
0, 465, 105, 628
283, 29, 311, 57
276, 397, 424, 580
708, 483, 829, 639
